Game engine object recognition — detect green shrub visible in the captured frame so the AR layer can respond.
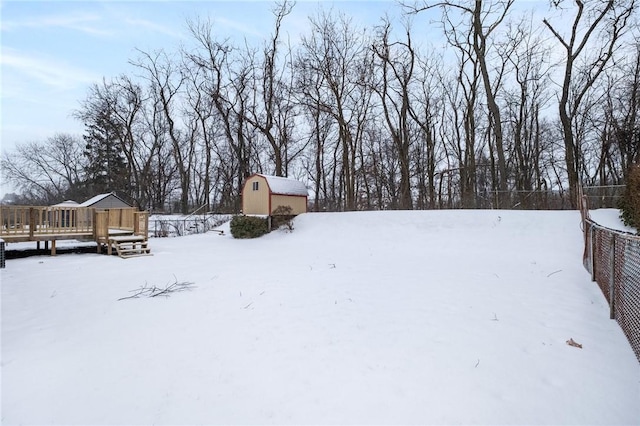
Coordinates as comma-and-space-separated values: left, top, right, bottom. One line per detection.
230, 215, 269, 239
271, 205, 296, 231
619, 163, 640, 232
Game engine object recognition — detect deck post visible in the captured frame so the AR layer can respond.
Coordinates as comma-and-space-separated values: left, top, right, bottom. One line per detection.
134, 212, 140, 235
92, 209, 97, 240
29, 208, 35, 238
51, 240, 56, 256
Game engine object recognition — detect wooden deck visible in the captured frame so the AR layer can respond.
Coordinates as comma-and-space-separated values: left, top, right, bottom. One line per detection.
1, 206, 149, 256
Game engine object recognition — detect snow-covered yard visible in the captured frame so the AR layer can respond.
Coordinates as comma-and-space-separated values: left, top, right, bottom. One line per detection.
2, 209, 639, 425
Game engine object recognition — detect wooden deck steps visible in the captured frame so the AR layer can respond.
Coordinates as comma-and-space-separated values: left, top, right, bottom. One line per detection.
108, 235, 152, 259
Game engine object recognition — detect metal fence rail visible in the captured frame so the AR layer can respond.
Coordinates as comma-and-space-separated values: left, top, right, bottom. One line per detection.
582, 198, 640, 363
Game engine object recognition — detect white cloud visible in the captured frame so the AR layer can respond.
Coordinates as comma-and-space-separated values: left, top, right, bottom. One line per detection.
1, 11, 113, 37
1, 6, 187, 40
123, 17, 185, 39
215, 16, 265, 39
1, 48, 99, 92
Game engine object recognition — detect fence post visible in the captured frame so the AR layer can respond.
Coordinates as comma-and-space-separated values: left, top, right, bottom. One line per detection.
590, 224, 596, 282
591, 223, 600, 282
0, 239, 5, 269
609, 234, 616, 320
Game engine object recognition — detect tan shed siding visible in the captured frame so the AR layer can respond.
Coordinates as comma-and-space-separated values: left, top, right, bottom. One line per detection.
271, 194, 307, 215
242, 175, 271, 215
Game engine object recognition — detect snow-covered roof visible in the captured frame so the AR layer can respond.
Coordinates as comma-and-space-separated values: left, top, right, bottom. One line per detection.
79, 192, 131, 207
79, 193, 113, 207
259, 174, 308, 196
51, 200, 79, 208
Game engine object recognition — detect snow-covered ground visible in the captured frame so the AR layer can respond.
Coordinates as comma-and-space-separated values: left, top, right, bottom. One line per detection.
2, 209, 639, 425
589, 208, 638, 234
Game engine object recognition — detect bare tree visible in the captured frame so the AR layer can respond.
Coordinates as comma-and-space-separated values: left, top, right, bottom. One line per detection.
1, 134, 86, 204
543, 0, 636, 205
295, 38, 336, 211
405, 0, 514, 207
296, 10, 374, 210
132, 49, 192, 213
139, 93, 178, 211
597, 40, 640, 184
409, 52, 444, 209
186, 19, 259, 211
440, 15, 482, 208
500, 15, 554, 206
244, 1, 298, 177
182, 60, 216, 210
75, 76, 159, 206
372, 18, 416, 209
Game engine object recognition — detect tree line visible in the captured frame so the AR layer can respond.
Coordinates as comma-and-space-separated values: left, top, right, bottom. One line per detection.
2, 0, 639, 213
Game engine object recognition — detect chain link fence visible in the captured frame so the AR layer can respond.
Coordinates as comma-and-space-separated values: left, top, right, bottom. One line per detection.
0, 238, 5, 269
581, 191, 640, 363
581, 185, 626, 209
149, 214, 231, 238
312, 186, 625, 212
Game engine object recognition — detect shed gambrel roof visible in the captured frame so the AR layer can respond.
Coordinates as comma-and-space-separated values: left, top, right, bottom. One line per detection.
258, 174, 308, 196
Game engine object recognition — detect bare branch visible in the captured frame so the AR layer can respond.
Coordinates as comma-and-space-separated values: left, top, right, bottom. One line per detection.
118, 277, 196, 301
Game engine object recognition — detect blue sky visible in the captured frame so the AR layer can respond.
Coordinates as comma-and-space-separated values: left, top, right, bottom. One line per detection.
1, 0, 410, 158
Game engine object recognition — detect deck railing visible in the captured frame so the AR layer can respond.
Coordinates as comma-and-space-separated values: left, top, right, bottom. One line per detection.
134, 211, 148, 236
0, 206, 94, 237
0, 206, 147, 241
0, 206, 31, 236
108, 208, 137, 231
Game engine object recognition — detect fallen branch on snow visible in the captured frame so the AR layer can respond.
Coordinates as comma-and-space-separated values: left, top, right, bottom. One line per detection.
118, 276, 196, 301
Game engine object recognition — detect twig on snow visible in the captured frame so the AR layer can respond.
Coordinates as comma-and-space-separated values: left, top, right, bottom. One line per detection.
118, 276, 195, 301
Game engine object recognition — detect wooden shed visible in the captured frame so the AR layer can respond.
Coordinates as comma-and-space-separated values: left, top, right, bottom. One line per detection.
242, 174, 308, 216
79, 192, 132, 209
